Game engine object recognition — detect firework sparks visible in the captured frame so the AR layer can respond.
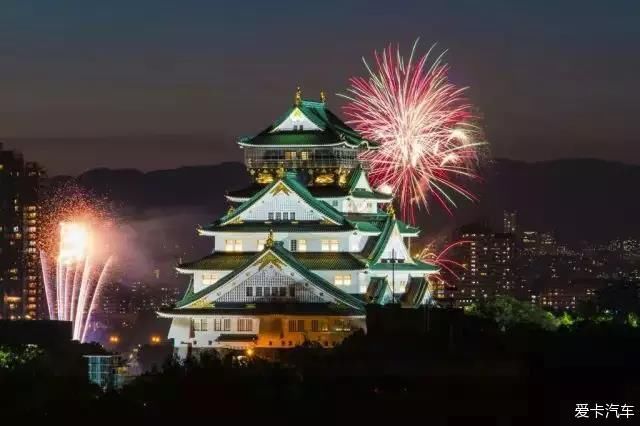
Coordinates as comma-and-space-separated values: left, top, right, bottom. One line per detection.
39, 185, 113, 342
341, 39, 485, 222
418, 240, 470, 281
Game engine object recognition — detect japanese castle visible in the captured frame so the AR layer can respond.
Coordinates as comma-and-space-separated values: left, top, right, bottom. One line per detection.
159, 89, 438, 358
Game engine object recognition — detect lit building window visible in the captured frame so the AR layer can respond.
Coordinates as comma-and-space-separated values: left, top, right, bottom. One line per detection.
225, 239, 242, 251
311, 320, 329, 332
192, 319, 208, 331
237, 318, 253, 332
202, 274, 219, 285
290, 239, 307, 252
322, 239, 339, 252
288, 319, 305, 332
334, 275, 351, 286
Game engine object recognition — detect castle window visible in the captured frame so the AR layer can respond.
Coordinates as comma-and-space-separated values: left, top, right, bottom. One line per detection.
202, 273, 219, 285
275, 212, 281, 221
214, 319, 222, 331
322, 239, 339, 252
268, 212, 274, 220
290, 212, 295, 220
225, 239, 242, 251
290, 240, 297, 251
332, 200, 339, 207
311, 320, 328, 332
288, 319, 305, 332
333, 319, 351, 332
246, 287, 253, 297
192, 319, 208, 331
264, 287, 270, 297
283, 212, 289, 221
301, 151, 309, 160
237, 318, 253, 332
289, 286, 296, 297
279, 287, 287, 297
256, 287, 263, 297
334, 275, 351, 287
223, 319, 231, 331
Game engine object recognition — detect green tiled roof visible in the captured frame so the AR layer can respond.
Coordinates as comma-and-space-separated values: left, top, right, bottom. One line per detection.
399, 276, 430, 307
227, 183, 391, 201
217, 173, 346, 226
348, 220, 381, 233
159, 302, 364, 317
369, 259, 438, 272
270, 243, 364, 310
367, 216, 395, 264
176, 242, 365, 311
179, 251, 366, 271
238, 99, 376, 149
349, 189, 393, 200
365, 277, 392, 305
398, 221, 420, 235
201, 222, 354, 233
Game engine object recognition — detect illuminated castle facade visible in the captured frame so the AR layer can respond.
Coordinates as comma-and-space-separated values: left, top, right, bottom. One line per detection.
159, 90, 437, 358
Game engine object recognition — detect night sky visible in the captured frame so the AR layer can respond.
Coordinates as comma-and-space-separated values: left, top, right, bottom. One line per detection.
1, 0, 638, 175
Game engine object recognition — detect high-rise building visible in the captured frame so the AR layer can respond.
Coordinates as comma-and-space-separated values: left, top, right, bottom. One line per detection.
454, 224, 517, 306
503, 211, 517, 234
522, 231, 539, 255
0, 144, 45, 320
158, 91, 439, 358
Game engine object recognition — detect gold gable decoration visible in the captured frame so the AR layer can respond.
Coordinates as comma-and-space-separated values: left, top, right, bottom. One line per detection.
265, 229, 274, 248
337, 169, 348, 187
314, 173, 335, 185
187, 299, 213, 309
256, 171, 274, 185
270, 182, 292, 196
295, 86, 302, 106
387, 203, 396, 219
255, 252, 285, 271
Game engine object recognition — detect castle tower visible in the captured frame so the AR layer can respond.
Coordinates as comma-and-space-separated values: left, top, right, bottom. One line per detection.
158, 92, 438, 357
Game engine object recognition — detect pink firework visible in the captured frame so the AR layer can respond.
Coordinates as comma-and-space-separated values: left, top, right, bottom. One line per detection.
419, 240, 471, 282
342, 40, 484, 222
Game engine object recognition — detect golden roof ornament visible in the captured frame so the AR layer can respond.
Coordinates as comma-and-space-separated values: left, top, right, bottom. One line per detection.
295, 86, 302, 106
265, 229, 274, 248
387, 203, 396, 219
320, 90, 326, 104
275, 167, 285, 178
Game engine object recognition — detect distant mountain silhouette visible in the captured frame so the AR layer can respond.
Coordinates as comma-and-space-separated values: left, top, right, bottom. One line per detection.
53, 158, 640, 245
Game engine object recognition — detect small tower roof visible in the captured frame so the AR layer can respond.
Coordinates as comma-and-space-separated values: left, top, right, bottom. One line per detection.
238, 95, 378, 149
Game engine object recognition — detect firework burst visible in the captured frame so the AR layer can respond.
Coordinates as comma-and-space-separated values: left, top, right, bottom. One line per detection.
39, 184, 114, 342
418, 240, 470, 282
341, 39, 485, 222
